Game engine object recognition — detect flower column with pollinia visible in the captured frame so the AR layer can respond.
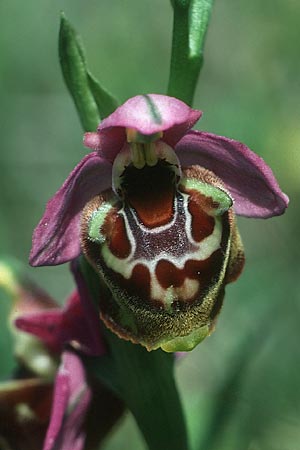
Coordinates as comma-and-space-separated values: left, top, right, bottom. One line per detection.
30, 94, 288, 352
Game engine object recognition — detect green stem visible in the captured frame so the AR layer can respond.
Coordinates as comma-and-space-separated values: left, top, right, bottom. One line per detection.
167, 0, 214, 106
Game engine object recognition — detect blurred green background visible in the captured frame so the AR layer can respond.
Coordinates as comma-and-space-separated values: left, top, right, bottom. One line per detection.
1, 1, 299, 449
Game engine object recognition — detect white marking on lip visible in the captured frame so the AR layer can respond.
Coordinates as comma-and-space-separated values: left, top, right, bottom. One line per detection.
101, 215, 222, 279
151, 278, 199, 304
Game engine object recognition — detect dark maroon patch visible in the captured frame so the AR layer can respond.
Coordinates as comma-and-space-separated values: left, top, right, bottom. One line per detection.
155, 259, 185, 289
188, 197, 215, 242
155, 249, 224, 301
185, 249, 223, 287
126, 264, 151, 301
105, 214, 131, 259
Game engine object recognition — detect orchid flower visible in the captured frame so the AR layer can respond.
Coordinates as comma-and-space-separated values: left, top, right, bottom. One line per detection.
29, 94, 288, 352
0, 261, 123, 450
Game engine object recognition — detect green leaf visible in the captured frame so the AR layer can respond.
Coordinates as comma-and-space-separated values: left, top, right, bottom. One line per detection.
80, 258, 189, 450
59, 13, 99, 131
168, 0, 214, 106
59, 13, 118, 131
87, 72, 119, 119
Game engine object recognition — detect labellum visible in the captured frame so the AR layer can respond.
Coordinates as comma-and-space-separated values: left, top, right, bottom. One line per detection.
81, 132, 245, 352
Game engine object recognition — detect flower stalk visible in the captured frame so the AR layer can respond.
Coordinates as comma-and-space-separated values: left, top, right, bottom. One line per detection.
168, 0, 214, 105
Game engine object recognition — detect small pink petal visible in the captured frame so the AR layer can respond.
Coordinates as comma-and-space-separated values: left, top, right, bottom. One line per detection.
15, 310, 63, 354
176, 131, 289, 218
11, 282, 57, 321
15, 288, 106, 357
62, 291, 106, 356
83, 132, 102, 150
30, 153, 112, 266
43, 351, 91, 450
71, 259, 106, 356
